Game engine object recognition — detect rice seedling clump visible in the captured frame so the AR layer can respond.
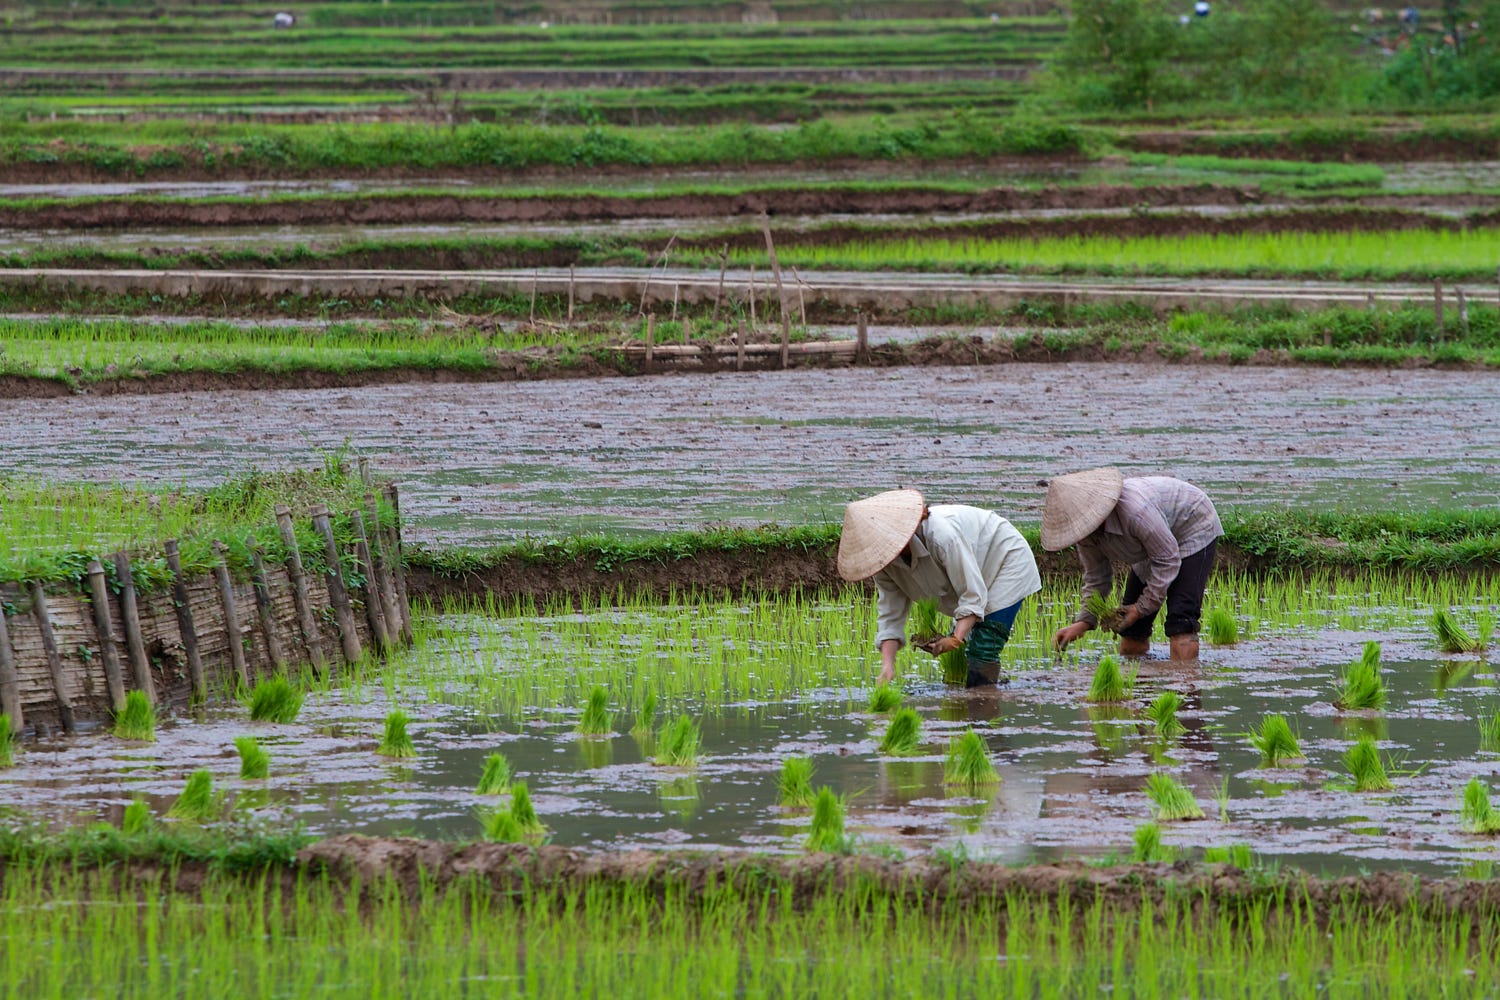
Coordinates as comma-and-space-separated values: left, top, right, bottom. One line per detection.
1335, 641, 1386, 711
483, 781, 547, 843
1145, 772, 1204, 821
655, 715, 701, 767
121, 797, 152, 834
1249, 715, 1302, 768
168, 769, 218, 822
1432, 608, 1487, 654
111, 689, 156, 742
1087, 655, 1134, 704
1205, 607, 1239, 646
778, 757, 816, 808
1085, 593, 1126, 632
577, 685, 612, 735
235, 736, 269, 779
1144, 691, 1185, 740
476, 752, 512, 795
1461, 778, 1500, 834
0, 714, 14, 769
943, 729, 1000, 787
1203, 844, 1254, 869
1480, 709, 1500, 753
910, 599, 966, 685
377, 710, 417, 758
1132, 822, 1172, 863
631, 692, 657, 737
879, 708, 923, 755
1343, 735, 1393, 792
868, 684, 902, 713
249, 676, 304, 724
805, 787, 852, 853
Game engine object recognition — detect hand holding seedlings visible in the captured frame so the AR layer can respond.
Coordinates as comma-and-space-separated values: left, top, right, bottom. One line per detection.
919, 635, 964, 656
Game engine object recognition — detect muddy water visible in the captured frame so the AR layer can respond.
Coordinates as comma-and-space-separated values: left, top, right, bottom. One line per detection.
0, 364, 1495, 545
4, 613, 1497, 876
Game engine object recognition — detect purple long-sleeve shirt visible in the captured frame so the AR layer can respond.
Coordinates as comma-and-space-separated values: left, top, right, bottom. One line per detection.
1073, 477, 1223, 624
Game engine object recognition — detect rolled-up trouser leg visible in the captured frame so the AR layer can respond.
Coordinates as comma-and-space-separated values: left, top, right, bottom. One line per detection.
963, 599, 1024, 688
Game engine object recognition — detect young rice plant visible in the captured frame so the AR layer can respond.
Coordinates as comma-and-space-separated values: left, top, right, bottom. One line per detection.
578, 685, 612, 735
805, 787, 852, 853
112, 689, 156, 742
778, 757, 816, 808
943, 729, 1000, 787
1205, 607, 1239, 646
476, 752, 512, 795
1249, 715, 1303, 768
1144, 691, 1185, 741
868, 684, 903, 713
249, 676, 304, 724
1461, 778, 1500, 835
235, 736, 269, 779
879, 708, 923, 755
655, 715, 701, 767
1336, 641, 1386, 711
1432, 608, 1488, 654
167, 769, 218, 822
1132, 822, 1172, 863
1343, 735, 1393, 792
377, 710, 417, 758
1145, 772, 1204, 821
1087, 655, 1135, 704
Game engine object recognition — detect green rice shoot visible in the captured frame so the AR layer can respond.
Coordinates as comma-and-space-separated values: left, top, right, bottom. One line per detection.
1144, 691, 1185, 741
248, 676, 304, 724
655, 715, 701, 767
577, 685, 612, 735
476, 752, 512, 795
111, 689, 156, 742
778, 756, 816, 808
1205, 607, 1239, 646
1145, 772, 1204, 821
1085, 592, 1126, 632
1203, 844, 1255, 869
943, 729, 1000, 787
879, 708, 923, 755
631, 692, 657, 737
0, 714, 13, 769
483, 781, 547, 843
1432, 608, 1486, 654
1461, 778, 1500, 835
1480, 709, 1500, 753
805, 786, 852, 853
121, 797, 152, 835
868, 684, 903, 713
1249, 715, 1303, 768
910, 599, 966, 685
1343, 735, 1393, 792
167, 769, 218, 823
1087, 655, 1135, 704
1132, 822, 1172, 863
377, 710, 417, 758
234, 736, 269, 779
1335, 642, 1386, 711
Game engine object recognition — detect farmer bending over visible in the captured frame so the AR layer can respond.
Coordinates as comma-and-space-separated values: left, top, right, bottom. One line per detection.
838, 489, 1041, 688
1044, 467, 1222, 662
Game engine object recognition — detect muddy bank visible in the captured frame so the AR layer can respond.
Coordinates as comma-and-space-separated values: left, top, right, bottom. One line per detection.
1123, 129, 1500, 163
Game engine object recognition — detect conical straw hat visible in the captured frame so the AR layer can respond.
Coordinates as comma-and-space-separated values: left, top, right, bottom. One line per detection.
836, 489, 925, 581
1040, 467, 1124, 551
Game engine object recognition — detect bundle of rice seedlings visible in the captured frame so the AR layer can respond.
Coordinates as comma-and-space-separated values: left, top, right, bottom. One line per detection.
943, 729, 1000, 787
878, 708, 922, 755
1132, 822, 1172, 863
483, 780, 547, 842
1433, 609, 1486, 654
655, 715, 700, 767
1085, 592, 1126, 633
507, 782, 545, 836
910, 599, 967, 685
1145, 772, 1204, 821
121, 797, 152, 835
577, 686, 612, 735
1461, 778, 1500, 834
235, 736, 269, 779
1480, 709, 1500, 753
1144, 691, 1185, 740
1335, 642, 1386, 711
778, 757, 815, 808
1343, 735, 1393, 792
377, 710, 417, 758
249, 676, 304, 724
476, 752, 512, 795
167, 769, 218, 822
1248, 715, 1302, 768
868, 684, 903, 713
1203, 844, 1254, 869
805, 786, 852, 853
0, 714, 14, 769
1205, 607, 1239, 646
1087, 655, 1135, 704
631, 692, 657, 738
112, 690, 156, 742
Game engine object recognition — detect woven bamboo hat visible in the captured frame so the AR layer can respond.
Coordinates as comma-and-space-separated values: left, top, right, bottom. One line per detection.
836, 489, 924, 581
1040, 467, 1124, 551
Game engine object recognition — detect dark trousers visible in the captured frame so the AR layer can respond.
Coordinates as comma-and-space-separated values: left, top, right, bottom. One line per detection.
1118, 539, 1217, 639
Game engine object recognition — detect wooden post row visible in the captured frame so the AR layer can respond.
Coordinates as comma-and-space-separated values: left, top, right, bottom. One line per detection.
163, 539, 207, 702
29, 583, 75, 734
276, 505, 327, 672
0, 599, 23, 736
310, 504, 363, 665
211, 541, 250, 692
84, 559, 127, 713
112, 552, 154, 703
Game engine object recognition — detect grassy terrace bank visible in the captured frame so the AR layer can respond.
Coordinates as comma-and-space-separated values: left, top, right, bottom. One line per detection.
404, 509, 1500, 603
0, 305, 1495, 397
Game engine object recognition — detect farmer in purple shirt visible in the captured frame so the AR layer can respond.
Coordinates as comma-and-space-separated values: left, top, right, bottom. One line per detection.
1041, 468, 1223, 662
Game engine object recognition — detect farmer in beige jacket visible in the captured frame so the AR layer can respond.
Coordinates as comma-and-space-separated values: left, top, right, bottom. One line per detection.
837, 489, 1041, 688
1043, 467, 1223, 661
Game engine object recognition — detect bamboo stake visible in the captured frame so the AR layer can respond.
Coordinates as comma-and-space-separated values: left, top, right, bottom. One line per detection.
29, 583, 75, 734
382, 484, 414, 643
736, 320, 746, 371
85, 559, 127, 713
275, 505, 327, 672
760, 214, 792, 369
211, 541, 251, 693
1457, 287, 1469, 332
366, 491, 404, 642
711, 245, 728, 323
1434, 279, 1445, 341
529, 269, 537, 326
748, 264, 756, 326
671, 282, 679, 321
350, 509, 391, 653
682, 317, 691, 347
0, 600, 23, 736
856, 313, 869, 365
163, 540, 206, 701
310, 505, 363, 665
112, 552, 153, 703
790, 266, 807, 325
567, 264, 575, 325
248, 542, 287, 672
644, 313, 655, 372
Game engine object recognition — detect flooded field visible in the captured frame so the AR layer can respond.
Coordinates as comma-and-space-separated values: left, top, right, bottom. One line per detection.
5, 581, 1497, 877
